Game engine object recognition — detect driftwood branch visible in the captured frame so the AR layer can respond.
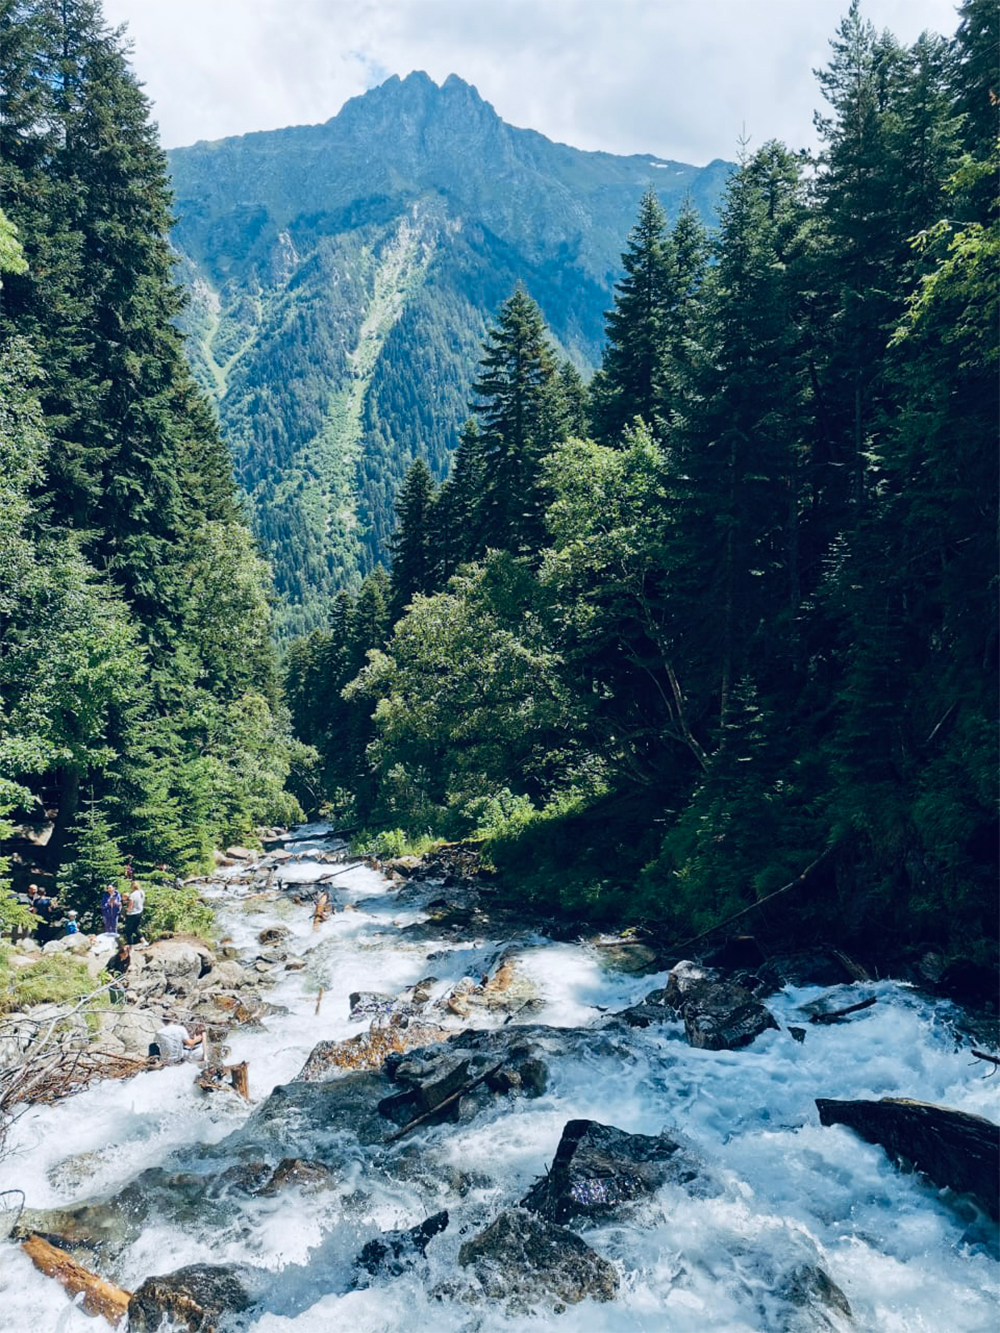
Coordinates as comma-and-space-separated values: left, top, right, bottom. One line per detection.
385, 1061, 505, 1143
971, 1049, 1000, 1073
809, 995, 877, 1025
592, 937, 651, 949
21, 1233, 131, 1324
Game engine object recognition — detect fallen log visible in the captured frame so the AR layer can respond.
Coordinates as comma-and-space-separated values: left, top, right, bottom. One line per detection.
971, 1049, 1000, 1070
312, 892, 330, 930
22, 1232, 132, 1324
809, 995, 877, 1025
386, 1061, 505, 1143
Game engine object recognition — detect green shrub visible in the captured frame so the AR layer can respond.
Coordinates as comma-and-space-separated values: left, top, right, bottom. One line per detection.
0, 951, 95, 1014
141, 881, 214, 943
351, 828, 440, 859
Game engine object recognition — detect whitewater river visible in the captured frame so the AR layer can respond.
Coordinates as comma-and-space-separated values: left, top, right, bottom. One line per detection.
0, 825, 996, 1331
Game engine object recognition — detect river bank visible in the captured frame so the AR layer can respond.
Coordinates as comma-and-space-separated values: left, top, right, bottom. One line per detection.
0, 823, 996, 1331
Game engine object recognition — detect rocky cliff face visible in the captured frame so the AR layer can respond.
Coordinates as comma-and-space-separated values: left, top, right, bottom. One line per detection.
168, 73, 730, 635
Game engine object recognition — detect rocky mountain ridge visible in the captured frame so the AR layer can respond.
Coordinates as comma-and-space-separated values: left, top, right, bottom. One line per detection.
168, 72, 731, 634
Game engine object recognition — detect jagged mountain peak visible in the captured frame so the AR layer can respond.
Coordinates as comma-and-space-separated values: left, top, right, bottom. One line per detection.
335, 69, 496, 137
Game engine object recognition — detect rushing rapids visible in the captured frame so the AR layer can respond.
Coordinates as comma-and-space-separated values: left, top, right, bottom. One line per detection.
0, 825, 996, 1332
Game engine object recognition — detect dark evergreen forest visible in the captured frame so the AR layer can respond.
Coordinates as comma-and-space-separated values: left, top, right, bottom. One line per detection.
0, 0, 305, 921
284, 1, 998, 955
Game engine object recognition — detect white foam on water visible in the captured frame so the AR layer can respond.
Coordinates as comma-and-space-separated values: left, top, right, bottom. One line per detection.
0, 829, 996, 1331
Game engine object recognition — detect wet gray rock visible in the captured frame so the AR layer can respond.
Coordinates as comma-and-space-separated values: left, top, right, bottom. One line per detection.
680, 978, 778, 1050
257, 1157, 335, 1195
15, 1168, 216, 1264
347, 989, 423, 1024
204, 1161, 272, 1199
521, 1119, 704, 1223
355, 1209, 449, 1280
242, 1069, 392, 1147
379, 1026, 552, 1128
128, 1263, 255, 1332
455, 1207, 618, 1310
777, 1263, 854, 1332
379, 1052, 472, 1126
816, 1097, 1000, 1220
621, 966, 777, 1050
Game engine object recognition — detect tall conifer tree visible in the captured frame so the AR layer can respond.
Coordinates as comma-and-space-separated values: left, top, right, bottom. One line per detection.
473, 286, 561, 554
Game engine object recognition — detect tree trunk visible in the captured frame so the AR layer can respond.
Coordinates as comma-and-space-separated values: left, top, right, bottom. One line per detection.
22, 1233, 131, 1324
45, 766, 81, 869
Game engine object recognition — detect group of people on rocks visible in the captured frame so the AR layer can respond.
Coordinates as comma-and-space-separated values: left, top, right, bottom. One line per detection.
99, 879, 145, 943
21, 858, 208, 1070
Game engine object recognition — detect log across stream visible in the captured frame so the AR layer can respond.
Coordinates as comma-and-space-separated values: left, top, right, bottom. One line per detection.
0, 823, 996, 1330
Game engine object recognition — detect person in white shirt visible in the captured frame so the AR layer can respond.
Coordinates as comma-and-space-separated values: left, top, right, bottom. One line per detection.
124, 882, 146, 944
149, 1021, 203, 1065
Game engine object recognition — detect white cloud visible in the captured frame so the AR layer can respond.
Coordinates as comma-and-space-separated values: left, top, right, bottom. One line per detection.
104, 0, 962, 163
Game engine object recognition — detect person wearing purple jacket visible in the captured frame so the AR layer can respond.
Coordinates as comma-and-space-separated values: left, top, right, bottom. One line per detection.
101, 883, 122, 935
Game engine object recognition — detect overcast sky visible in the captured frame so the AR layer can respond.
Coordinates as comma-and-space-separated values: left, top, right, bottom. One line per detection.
102, 0, 962, 164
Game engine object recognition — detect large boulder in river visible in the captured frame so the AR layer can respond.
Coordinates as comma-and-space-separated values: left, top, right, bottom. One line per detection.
239, 1069, 392, 1148
621, 964, 777, 1050
816, 1097, 1000, 1220
379, 1027, 551, 1127
678, 977, 778, 1050
521, 1119, 705, 1223
455, 1207, 618, 1310
129, 1263, 254, 1332
776, 1263, 853, 1332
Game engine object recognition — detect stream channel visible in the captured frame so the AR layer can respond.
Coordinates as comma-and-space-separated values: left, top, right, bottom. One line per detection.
0, 823, 996, 1331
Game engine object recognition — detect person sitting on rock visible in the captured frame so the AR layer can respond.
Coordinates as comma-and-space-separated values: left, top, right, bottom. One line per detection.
149, 1019, 203, 1065
106, 940, 130, 1003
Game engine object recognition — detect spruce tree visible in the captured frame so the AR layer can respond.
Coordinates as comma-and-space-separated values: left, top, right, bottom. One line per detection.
668, 144, 806, 730
57, 793, 122, 925
557, 361, 590, 438
593, 188, 671, 443
432, 418, 486, 582
389, 457, 436, 620
473, 286, 561, 554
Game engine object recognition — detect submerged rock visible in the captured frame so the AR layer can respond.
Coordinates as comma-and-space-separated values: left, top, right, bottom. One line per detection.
816, 1096, 1000, 1220
455, 1207, 619, 1310
128, 1263, 254, 1332
521, 1119, 704, 1223
355, 1209, 449, 1280
777, 1263, 853, 1332
257, 1157, 335, 1195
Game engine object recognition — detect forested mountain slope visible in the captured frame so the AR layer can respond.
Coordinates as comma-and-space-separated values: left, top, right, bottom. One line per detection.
167, 72, 729, 634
